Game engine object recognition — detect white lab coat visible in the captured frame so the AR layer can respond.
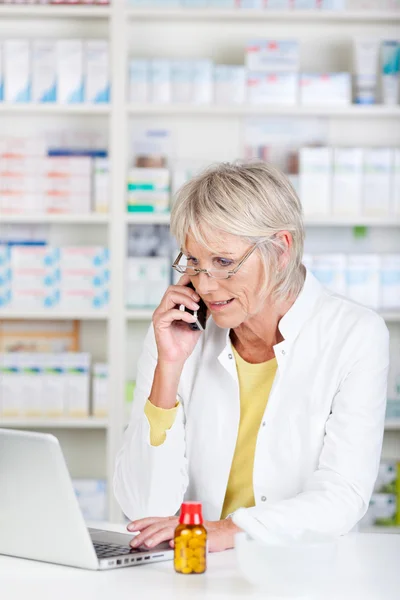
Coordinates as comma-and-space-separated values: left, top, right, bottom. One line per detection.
114, 269, 389, 536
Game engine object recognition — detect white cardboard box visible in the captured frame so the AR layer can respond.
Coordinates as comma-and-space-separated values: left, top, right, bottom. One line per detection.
247, 72, 298, 105
85, 40, 110, 104
93, 363, 108, 417
57, 40, 84, 104
246, 40, 299, 73
214, 66, 246, 104
299, 147, 332, 216
32, 40, 57, 103
300, 73, 351, 106
380, 255, 400, 309
393, 148, 400, 216
150, 60, 171, 104
4, 40, 31, 103
363, 148, 393, 217
129, 59, 149, 104
332, 148, 363, 216
64, 353, 90, 417
346, 254, 380, 309
312, 254, 347, 296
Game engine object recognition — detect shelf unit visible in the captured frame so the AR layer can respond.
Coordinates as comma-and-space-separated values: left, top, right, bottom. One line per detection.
126, 8, 400, 23
127, 105, 400, 118
1, 3, 399, 524
0, 418, 108, 430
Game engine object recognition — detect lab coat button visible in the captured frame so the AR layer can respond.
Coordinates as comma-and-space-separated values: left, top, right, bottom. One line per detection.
228, 354, 233, 359
261, 496, 267, 502
281, 349, 286, 355
262, 421, 266, 427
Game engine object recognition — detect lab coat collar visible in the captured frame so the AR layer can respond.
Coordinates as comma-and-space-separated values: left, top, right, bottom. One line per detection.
277, 267, 323, 344
213, 267, 323, 370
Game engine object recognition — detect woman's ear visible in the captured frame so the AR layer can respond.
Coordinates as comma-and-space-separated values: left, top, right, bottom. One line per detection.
275, 231, 293, 270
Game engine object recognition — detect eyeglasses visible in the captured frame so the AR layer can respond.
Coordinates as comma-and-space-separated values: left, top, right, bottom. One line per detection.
172, 243, 259, 280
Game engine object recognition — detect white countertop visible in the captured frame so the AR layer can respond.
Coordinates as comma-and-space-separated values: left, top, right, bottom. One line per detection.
1, 523, 399, 600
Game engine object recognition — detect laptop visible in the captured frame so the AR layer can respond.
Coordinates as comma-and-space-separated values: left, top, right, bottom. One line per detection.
0, 428, 174, 570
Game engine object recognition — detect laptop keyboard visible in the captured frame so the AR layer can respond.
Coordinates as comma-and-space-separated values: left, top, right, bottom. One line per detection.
94, 542, 139, 558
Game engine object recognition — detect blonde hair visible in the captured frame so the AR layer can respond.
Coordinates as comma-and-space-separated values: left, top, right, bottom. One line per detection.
170, 161, 305, 303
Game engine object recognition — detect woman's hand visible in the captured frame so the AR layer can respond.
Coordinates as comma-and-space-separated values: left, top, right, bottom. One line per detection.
152, 274, 203, 366
127, 516, 241, 553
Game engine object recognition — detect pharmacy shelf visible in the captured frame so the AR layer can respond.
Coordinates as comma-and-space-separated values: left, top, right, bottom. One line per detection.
0, 213, 109, 225
0, 311, 108, 321
382, 312, 400, 323
126, 8, 400, 23
384, 420, 400, 431
126, 309, 154, 321
127, 104, 400, 118
0, 5, 111, 19
0, 418, 108, 430
125, 213, 171, 225
305, 217, 400, 227
0, 104, 110, 116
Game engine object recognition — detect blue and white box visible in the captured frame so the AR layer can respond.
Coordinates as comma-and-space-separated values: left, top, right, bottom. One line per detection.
129, 59, 149, 103
85, 40, 110, 104
363, 148, 392, 217
57, 40, 84, 104
193, 60, 213, 104
380, 255, 400, 309
246, 39, 300, 72
32, 40, 57, 103
263, 1, 291, 7
4, 40, 31, 103
311, 254, 347, 296
214, 65, 246, 104
171, 60, 193, 103
150, 60, 171, 104
346, 254, 380, 310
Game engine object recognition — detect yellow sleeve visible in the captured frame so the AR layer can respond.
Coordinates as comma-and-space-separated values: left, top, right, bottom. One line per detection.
144, 399, 179, 447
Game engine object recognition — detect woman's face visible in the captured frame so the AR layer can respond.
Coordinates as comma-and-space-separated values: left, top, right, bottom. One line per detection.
184, 231, 268, 329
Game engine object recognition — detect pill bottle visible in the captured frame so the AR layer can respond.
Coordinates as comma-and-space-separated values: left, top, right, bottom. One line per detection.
174, 502, 207, 574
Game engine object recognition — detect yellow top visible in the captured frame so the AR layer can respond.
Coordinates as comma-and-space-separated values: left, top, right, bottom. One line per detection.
144, 345, 278, 519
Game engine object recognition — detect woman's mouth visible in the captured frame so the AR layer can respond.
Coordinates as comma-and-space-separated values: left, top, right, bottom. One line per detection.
208, 298, 235, 312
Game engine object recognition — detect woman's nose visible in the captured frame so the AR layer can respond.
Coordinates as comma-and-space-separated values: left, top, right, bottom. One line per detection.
194, 272, 218, 296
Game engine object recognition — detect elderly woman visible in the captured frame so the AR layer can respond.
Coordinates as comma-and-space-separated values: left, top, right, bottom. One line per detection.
114, 162, 389, 553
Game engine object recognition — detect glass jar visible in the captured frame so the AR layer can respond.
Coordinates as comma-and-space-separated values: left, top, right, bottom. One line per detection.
174, 502, 207, 574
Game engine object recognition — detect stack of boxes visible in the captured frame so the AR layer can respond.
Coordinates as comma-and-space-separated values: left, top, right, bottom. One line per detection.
0, 245, 110, 311
304, 253, 400, 310
0, 352, 91, 418
127, 168, 170, 213
0, 136, 109, 215
299, 147, 399, 218
0, 39, 109, 105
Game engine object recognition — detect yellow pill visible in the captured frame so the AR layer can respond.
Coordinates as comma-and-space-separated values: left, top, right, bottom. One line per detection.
192, 528, 205, 537
193, 548, 205, 559
188, 557, 199, 570
188, 538, 201, 549
183, 549, 193, 559
181, 567, 193, 574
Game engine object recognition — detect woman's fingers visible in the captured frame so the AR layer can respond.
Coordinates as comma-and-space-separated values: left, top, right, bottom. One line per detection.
130, 521, 177, 549
156, 309, 198, 326
127, 516, 169, 532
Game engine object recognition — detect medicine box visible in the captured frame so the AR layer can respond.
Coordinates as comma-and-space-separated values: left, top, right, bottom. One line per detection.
246, 40, 300, 73
346, 254, 380, 309
85, 40, 110, 104
129, 59, 149, 104
247, 72, 298, 105
32, 40, 57, 103
73, 479, 107, 522
393, 149, 400, 215
0, 354, 23, 416
363, 148, 392, 217
127, 168, 170, 213
126, 256, 170, 308
0, 43, 3, 102
93, 158, 109, 213
93, 363, 109, 417
42, 353, 65, 417
192, 60, 213, 104
311, 254, 347, 296
57, 40, 84, 104
64, 352, 90, 417
171, 60, 193, 104
380, 255, 400, 310
300, 73, 351, 105
4, 40, 31, 103
20, 353, 43, 417
150, 60, 171, 104
299, 147, 332, 216
214, 65, 246, 104
332, 148, 363, 216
